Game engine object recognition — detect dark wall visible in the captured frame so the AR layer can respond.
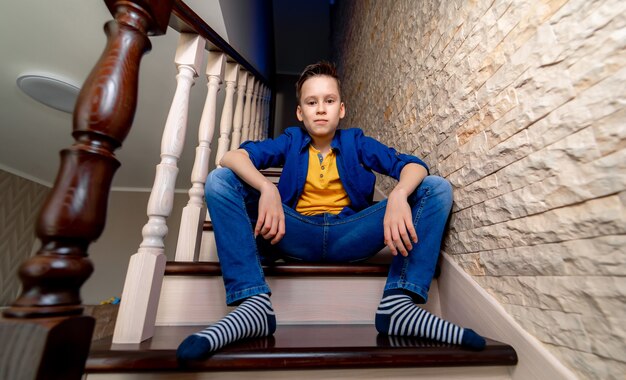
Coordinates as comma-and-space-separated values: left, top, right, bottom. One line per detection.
220, 0, 275, 81
272, 73, 301, 137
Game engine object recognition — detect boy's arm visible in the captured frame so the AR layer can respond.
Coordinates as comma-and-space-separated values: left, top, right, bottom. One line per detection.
384, 163, 428, 257
220, 149, 285, 244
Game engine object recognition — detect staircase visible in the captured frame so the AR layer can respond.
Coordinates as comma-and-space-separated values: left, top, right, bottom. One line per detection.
92, 156, 520, 377
85, 257, 518, 379
3, 2, 582, 379
80, 10, 520, 373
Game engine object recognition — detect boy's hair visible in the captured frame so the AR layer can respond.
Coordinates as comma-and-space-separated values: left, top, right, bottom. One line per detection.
295, 61, 341, 103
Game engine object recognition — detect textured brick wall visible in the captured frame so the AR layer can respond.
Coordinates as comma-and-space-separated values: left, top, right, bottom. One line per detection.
332, 0, 625, 378
0, 169, 48, 305
0, 170, 185, 305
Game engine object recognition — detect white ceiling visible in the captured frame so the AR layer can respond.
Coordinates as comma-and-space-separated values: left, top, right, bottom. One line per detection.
0, 0, 330, 191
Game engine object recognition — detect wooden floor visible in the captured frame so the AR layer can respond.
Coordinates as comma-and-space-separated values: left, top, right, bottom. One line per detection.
87, 324, 517, 373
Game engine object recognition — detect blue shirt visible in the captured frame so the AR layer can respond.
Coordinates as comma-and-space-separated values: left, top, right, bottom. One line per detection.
241, 127, 429, 216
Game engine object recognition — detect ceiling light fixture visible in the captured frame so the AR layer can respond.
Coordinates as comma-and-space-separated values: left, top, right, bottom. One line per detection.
16, 74, 80, 114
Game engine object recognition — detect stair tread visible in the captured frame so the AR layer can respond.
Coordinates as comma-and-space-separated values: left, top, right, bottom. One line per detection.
87, 324, 517, 372
259, 168, 283, 176
166, 261, 391, 276
202, 220, 213, 230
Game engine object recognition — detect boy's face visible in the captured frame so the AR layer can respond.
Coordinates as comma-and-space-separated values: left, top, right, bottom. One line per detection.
296, 75, 345, 143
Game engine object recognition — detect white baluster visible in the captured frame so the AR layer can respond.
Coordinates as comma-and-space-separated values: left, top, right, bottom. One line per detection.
252, 85, 262, 140
175, 51, 226, 262
113, 34, 205, 344
250, 83, 258, 141
230, 70, 248, 150
256, 83, 266, 140
240, 76, 255, 142
256, 81, 263, 139
214, 62, 239, 166
248, 79, 259, 141
262, 86, 270, 139
266, 87, 272, 138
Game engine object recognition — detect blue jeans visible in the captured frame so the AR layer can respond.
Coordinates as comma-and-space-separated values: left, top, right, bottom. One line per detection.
205, 168, 453, 306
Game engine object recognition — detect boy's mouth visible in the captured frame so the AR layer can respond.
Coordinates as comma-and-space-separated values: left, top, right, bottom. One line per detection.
314, 119, 328, 124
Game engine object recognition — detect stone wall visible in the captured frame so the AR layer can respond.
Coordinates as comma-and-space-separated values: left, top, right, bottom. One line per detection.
332, 0, 625, 378
0, 169, 186, 305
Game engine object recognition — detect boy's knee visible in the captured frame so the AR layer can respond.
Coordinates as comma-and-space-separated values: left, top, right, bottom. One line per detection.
205, 167, 238, 197
422, 176, 453, 205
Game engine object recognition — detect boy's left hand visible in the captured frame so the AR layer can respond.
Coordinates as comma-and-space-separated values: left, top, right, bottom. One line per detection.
383, 189, 418, 257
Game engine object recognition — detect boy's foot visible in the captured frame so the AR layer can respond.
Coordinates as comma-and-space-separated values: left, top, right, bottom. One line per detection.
177, 293, 276, 360
375, 290, 485, 350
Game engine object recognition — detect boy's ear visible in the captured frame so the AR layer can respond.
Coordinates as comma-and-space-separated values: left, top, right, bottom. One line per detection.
296, 105, 303, 121
339, 102, 346, 119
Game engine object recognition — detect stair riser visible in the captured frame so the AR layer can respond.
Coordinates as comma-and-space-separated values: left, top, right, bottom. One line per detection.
156, 276, 441, 325
199, 232, 395, 263
199, 232, 217, 261
85, 366, 512, 379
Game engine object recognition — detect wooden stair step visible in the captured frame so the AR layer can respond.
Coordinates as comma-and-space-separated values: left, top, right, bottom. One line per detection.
165, 261, 440, 277
165, 261, 390, 277
259, 168, 283, 177
259, 168, 282, 184
202, 220, 213, 231
86, 324, 517, 373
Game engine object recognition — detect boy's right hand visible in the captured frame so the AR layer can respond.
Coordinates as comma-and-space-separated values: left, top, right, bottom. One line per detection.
255, 182, 285, 245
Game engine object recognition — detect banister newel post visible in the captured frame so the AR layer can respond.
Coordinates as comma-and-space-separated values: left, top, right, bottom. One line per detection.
1, 0, 173, 378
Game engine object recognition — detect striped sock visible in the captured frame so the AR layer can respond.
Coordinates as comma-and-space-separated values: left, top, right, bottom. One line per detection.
177, 293, 276, 360
375, 291, 485, 350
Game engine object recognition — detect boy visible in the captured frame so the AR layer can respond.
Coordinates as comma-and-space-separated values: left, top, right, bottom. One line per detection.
177, 62, 485, 360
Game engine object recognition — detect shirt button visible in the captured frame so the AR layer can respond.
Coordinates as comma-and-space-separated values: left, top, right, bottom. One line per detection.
320, 174, 324, 178
321, 166, 325, 170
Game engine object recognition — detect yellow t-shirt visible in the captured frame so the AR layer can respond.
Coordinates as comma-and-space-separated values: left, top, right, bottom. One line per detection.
296, 145, 350, 215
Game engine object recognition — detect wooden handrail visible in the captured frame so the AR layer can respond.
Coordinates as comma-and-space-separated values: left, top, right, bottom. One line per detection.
169, 0, 271, 87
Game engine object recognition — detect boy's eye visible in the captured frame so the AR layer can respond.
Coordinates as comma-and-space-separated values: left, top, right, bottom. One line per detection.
307, 101, 316, 106
326, 99, 335, 104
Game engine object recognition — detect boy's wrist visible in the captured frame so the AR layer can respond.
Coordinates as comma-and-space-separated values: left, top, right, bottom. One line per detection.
390, 187, 410, 199
259, 180, 275, 193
